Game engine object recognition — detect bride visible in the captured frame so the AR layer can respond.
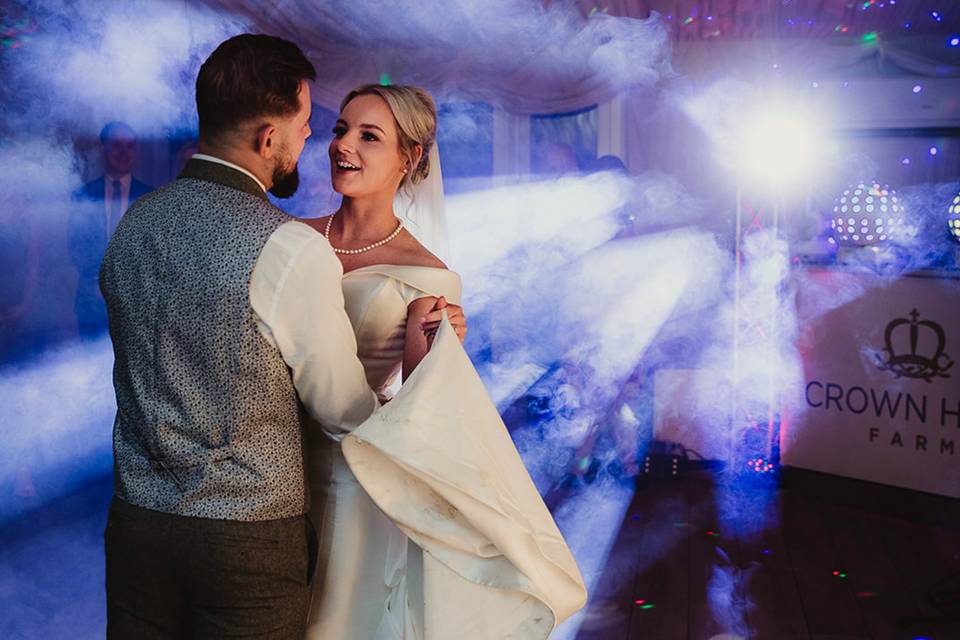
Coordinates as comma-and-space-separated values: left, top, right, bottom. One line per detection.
304, 84, 586, 639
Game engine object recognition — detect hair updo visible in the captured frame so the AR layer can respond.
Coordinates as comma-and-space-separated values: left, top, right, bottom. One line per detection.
340, 84, 437, 189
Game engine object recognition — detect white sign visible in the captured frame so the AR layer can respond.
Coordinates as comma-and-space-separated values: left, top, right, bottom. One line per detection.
783, 268, 960, 498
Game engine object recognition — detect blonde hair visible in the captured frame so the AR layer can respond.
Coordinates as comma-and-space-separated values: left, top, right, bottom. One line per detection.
340, 84, 437, 189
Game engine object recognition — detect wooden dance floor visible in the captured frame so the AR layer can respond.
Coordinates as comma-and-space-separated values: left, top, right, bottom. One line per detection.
3, 467, 959, 638
570, 469, 960, 640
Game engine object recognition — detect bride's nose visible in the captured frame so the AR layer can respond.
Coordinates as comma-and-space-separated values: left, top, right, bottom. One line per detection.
334, 136, 356, 155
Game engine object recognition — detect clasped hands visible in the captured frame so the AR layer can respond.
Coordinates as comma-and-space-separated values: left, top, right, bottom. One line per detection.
419, 296, 466, 348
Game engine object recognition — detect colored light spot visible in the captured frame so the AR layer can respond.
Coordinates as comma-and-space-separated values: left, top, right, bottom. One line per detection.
578, 457, 590, 471
856, 591, 876, 598
932, 11, 942, 22
634, 599, 646, 605
912, 84, 922, 93
862, 31, 878, 43
706, 530, 719, 537
683, 16, 694, 25
812, 81, 819, 88
950, 37, 960, 47
901, 157, 911, 165
762, 549, 772, 555
378, 73, 392, 86
929, 146, 939, 156
641, 604, 655, 609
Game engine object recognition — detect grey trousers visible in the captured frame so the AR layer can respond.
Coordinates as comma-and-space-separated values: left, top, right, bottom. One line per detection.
105, 497, 317, 639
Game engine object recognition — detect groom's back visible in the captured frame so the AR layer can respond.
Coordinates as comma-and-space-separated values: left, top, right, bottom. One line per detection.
100, 165, 306, 521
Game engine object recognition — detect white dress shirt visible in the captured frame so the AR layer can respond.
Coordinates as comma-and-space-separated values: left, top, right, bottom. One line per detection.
190, 152, 376, 438
104, 173, 131, 235
243, 192, 378, 440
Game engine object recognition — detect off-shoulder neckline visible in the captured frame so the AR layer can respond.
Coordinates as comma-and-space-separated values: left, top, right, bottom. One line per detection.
342, 263, 454, 276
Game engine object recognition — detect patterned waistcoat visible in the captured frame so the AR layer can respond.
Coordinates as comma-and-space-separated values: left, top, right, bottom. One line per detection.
100, 159, 306, 521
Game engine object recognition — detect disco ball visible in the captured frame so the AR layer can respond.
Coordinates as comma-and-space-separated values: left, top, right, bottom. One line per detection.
949, 193, 960, 244
829, 180, 905, 247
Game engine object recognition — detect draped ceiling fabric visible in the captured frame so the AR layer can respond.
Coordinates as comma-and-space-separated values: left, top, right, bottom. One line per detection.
584, 1, 960, 78
200, 0, 671, 114
201, 0, 960, 181
203, 1, 960, 115
577, 0, 960, 42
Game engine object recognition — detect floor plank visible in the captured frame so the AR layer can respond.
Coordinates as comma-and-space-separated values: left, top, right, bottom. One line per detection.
780, 490, 871, 637
687, 472, 744, 639
573, 485, 650, 640
821, 504, 920, 640
735, 496, 810, 639
574, 469, 959, 640
626, 479, 691, 639
880, 517, 960, 639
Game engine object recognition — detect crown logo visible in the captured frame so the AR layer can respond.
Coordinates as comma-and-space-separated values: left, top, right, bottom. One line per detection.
876, 308, 953, 383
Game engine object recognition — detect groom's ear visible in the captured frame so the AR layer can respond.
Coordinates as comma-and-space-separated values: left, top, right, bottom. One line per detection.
255, 123, 278, 159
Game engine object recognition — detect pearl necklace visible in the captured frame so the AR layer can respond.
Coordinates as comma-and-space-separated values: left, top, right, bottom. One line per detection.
323, 212, 404, 255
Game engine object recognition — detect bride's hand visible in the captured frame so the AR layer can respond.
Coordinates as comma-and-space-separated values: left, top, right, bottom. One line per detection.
420, 296, 467, 346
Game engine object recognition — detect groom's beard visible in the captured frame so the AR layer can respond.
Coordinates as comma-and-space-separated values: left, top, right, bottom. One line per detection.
269, 156, 300, 199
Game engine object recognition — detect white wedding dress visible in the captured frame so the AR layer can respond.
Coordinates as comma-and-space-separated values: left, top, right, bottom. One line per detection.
305, 264, 586, 639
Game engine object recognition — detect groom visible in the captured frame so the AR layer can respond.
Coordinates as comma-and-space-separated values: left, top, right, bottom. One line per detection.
100, 34, 465, 638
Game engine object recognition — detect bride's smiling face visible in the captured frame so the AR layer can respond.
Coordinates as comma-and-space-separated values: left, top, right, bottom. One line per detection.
329, 94, 407, 199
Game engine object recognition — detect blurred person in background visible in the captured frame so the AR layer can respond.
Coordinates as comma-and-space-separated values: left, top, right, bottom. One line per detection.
68, 121, 152, 339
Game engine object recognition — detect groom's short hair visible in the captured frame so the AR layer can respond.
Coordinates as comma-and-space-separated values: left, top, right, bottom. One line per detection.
196, 34, 316, 144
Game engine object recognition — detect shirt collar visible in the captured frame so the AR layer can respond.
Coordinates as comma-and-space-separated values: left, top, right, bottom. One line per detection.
191, 153, 267, 193
105, 174, 132, 189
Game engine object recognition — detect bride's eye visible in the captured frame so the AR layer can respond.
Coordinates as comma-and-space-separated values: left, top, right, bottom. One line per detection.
362, 132, 379, 142
332, 126, 346, 137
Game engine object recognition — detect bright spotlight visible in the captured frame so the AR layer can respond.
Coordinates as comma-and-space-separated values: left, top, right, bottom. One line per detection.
734, 105, 824, 191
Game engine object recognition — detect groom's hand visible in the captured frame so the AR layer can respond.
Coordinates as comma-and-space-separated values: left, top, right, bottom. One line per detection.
420, 296, 467, 347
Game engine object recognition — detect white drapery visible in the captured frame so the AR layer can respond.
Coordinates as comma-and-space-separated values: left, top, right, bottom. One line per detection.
199, 1, 959, 185
572, 0, 960, 47
202, 0, 671, 114
201, 1, 960, 115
